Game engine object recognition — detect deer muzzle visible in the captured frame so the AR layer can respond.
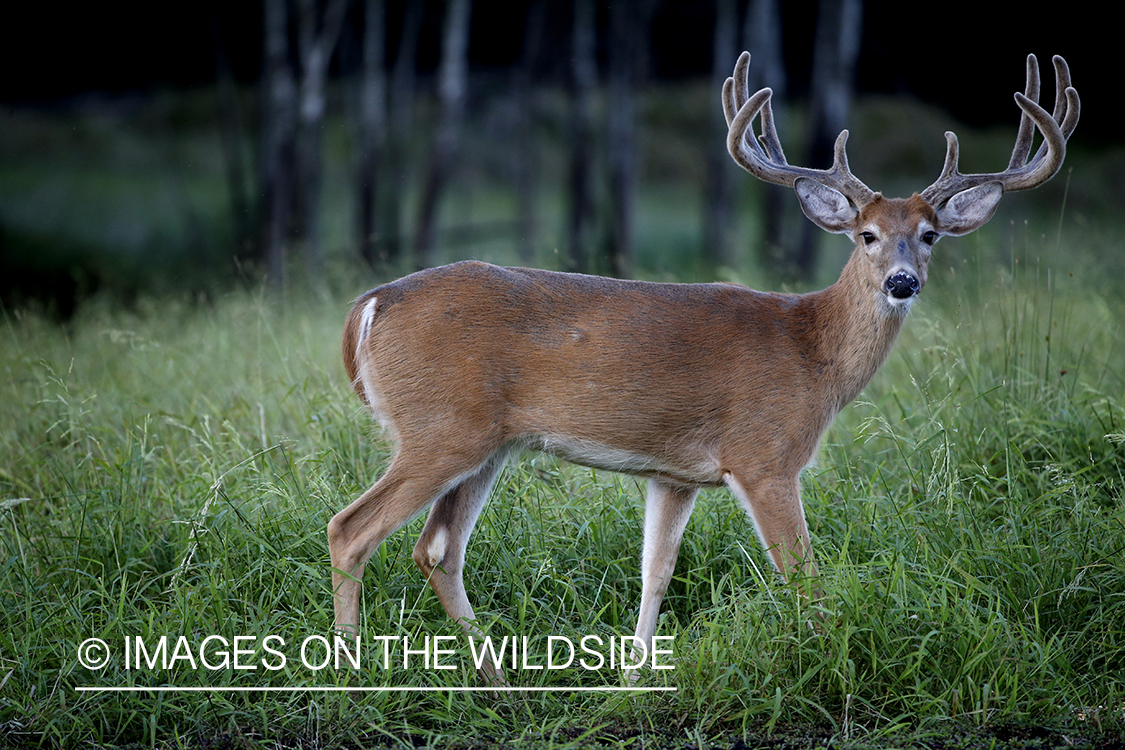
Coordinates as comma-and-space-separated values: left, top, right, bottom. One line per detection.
885, 271, 920, 300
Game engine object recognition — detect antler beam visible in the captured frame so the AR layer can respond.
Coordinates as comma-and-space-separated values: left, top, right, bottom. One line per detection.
920, 54, 1080, 207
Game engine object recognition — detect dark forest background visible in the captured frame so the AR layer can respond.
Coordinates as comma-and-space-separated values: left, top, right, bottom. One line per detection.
0, 0, 1116, 315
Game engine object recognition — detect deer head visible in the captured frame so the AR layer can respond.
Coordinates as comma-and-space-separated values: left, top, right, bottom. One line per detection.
723, 51, 1080, 312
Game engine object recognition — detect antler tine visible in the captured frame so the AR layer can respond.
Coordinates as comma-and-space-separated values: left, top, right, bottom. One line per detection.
723, 52, 787, 164
1008, 54, 1042, 170
1020, 55, 1080, 166
933, 131, 961, 187
724, 51, 874, 206
1052, 55, 1079, 138
722, 77, 738, 128
722, 51, 755, 128
757, 89, 787, 163
921, 54, 1080, 208
1046, 55, 1081, 156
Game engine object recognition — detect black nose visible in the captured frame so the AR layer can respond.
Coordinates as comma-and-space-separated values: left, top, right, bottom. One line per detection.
885, 272, 920, 299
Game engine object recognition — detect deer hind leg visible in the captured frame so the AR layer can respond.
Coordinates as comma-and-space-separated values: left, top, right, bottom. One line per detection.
412, 450, 509, 684
327, 445, 499, 640
629, 479, 697, 682
723, 472, 820, 591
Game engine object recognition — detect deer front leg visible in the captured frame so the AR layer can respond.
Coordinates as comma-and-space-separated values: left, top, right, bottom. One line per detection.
723, 472, 820, 595
628, 479, 697, 683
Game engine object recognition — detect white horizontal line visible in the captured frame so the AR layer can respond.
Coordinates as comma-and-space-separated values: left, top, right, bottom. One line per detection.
75, 685, 676, 693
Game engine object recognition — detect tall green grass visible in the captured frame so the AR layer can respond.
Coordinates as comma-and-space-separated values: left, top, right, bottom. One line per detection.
1, 217, 1123, 748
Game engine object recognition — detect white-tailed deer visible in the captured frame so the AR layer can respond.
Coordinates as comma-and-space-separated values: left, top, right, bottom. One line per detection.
330, 53, 1078, 683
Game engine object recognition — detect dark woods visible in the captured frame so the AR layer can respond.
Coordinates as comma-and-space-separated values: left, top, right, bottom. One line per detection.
236, 0, 864, 291
5, 0, 1099, 315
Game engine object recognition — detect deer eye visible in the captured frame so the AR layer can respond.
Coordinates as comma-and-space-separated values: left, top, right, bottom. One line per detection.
921, 230, 938, 245
859, 231, 877, 245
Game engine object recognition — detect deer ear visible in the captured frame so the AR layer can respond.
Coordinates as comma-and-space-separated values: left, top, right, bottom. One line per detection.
795, 177, 857, 234
936, 182, 1004, 236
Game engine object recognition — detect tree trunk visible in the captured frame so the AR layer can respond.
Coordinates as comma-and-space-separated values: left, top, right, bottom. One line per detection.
413, 0, 472, 271
294, 0, 348, 284
565, 0, 596, 275
703, 0, 739, 272
510, 0, 545, 266
211, 13, 254, 263
380, 0, 423, 267
260, 0, 297, 289
356, 0, 387, 269
742, 0, 791, 279
606, 0, 653, 278
796, 0, 863, 281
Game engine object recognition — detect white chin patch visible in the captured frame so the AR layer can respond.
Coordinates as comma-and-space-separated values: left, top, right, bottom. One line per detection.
884, 294, 915, 312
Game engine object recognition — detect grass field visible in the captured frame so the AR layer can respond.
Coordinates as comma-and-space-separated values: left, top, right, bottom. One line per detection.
2, 213, 1124, 749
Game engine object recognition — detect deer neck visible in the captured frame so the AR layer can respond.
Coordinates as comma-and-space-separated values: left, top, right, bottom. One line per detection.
810, 250, 910, 412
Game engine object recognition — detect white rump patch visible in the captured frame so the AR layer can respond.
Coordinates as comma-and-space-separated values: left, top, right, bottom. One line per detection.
356, 297, 378, 363
352, 296, 397, 437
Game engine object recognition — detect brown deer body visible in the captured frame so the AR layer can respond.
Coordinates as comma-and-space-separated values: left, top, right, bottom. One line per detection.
330, 53, 1078, 683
